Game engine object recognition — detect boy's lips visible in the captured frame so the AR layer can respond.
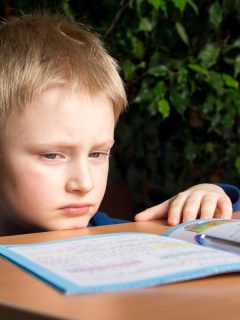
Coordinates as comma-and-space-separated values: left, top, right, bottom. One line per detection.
60, 204, 91, 216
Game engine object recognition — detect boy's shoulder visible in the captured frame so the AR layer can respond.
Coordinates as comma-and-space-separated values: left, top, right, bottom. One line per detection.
88, 211, 128, 227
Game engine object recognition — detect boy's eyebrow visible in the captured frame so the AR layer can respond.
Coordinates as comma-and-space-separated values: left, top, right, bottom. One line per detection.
91, 139, 115, 148
93, 140, 115, 147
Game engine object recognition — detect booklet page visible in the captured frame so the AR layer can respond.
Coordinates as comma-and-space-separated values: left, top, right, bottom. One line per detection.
204, 221, 240, 243
1, 232, 240, 293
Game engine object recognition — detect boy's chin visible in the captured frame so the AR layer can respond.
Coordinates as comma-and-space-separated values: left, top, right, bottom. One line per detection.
42, 216, 91, 232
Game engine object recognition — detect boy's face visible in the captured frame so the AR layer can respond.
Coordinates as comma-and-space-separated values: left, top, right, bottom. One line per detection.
0, 87, 115, 232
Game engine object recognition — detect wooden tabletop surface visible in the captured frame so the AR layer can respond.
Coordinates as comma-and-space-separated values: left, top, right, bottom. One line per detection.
0, 219, 240, 320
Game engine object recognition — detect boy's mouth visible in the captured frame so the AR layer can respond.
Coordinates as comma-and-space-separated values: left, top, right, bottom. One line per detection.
60, 204, 91, 216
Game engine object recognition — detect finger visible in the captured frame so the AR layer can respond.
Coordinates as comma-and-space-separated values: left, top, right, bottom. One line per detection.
167, 193, 188, 226
215, 196, 233, 219
199, 195, 218, 219
134, 199, 171, 221
181, 194, 203, 222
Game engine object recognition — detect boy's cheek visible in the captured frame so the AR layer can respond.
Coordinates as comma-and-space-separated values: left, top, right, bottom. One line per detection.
0, 158, 109, 224
0, 167, 57, 212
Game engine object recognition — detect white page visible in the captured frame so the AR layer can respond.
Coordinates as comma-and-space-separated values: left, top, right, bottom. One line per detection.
8, 233, 240, 288
204, 221, 240, 243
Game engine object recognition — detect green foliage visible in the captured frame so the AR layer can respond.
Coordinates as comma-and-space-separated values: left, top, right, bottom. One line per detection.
104, 0, 240, 209
2, 0, 240, 211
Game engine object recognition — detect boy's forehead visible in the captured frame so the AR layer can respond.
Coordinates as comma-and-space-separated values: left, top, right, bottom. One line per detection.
8, 87, 114, 118
3, 87, 115, 144
32, 86, 114, 107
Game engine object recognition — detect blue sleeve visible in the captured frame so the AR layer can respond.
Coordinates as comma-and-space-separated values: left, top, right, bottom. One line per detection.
88, 211, 129, 227
217, 183, 240, 212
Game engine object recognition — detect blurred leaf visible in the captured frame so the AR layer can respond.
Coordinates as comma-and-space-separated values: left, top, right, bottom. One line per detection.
222, 38, 240, 65
234, 54, 240, 77
222, 73, 239, 89
187, 0, 199, 15
148, 0, 166, 10
215, 99, 224, 112
222, 113, 234, 130
203, 95, 220, 114
131, 37, 145, 60
209, 112, 221, 127
154, 81, 166, 99
138, 61, 146, 69
188, 64, 209, 76
205, 142, 214, 153
157, 99, 170, 119
198, 43, 220, 69
209, 2, 222, 28
135, 0, 144, 14
227, 88, 240, 107
177, 65, 188, 84
223, 38, 240, 54
170, 88, 188, 114
62, 0, 75, 21
147, 65, 169, 77
172, 0, 188, 13
139, 17, 154, 32
208, 71, 224, 92
175, 21, 189, 46
235, 156, 240, 174
134, 87, 154, 103
121, 60, 136, 80
185, 141, 197, 162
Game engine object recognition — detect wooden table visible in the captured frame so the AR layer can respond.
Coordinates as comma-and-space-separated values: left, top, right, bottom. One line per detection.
0, 220, 240, 320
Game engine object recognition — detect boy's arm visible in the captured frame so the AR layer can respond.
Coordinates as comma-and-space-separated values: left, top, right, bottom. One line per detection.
135, 183, 239, 226
88, 211, 128, 227
217, 183, 240, 212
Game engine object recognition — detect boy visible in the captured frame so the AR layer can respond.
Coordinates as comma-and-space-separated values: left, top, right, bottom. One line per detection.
0, 13, 239, 236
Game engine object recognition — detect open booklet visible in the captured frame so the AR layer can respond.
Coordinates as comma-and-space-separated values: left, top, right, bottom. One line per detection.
0, 218, 240, 294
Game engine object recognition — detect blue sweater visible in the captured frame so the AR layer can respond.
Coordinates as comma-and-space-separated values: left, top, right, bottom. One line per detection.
88, 184, 240, 227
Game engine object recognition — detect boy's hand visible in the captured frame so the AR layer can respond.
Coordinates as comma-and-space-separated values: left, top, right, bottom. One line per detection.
134, 184, 233, 226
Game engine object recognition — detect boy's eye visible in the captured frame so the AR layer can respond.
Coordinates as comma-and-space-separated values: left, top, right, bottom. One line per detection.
41, 153, 59, 160
89, 152, 110, 159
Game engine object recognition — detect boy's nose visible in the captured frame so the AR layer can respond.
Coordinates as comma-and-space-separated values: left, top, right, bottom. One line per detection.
65, 161, 94, 194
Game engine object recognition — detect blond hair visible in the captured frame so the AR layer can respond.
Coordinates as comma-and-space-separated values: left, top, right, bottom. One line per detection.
0, 13, 127, 126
